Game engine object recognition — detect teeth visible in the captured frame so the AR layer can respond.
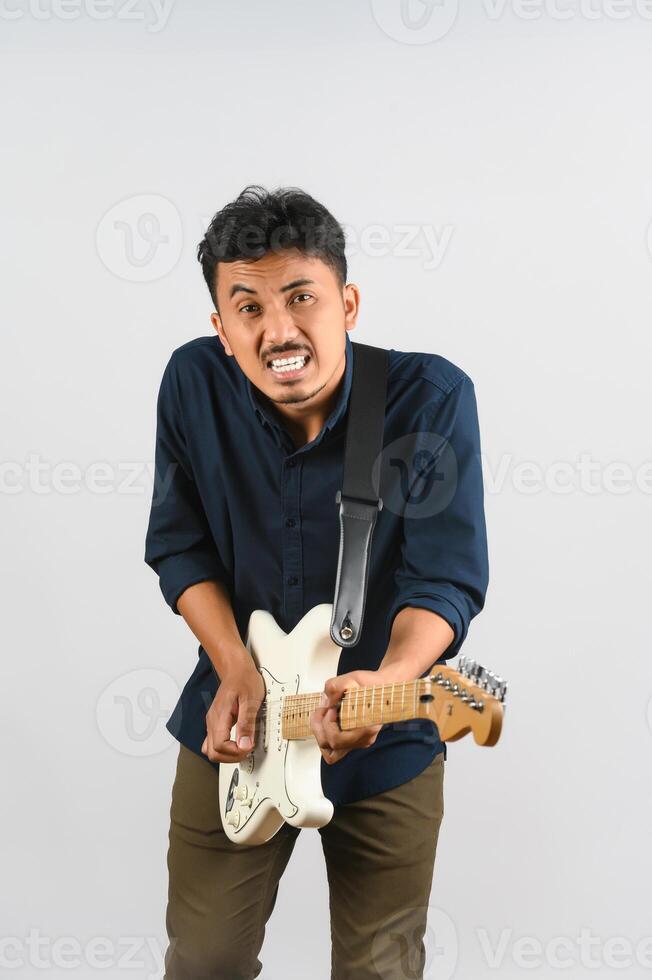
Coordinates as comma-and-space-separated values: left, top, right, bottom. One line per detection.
270, 355, 307, 372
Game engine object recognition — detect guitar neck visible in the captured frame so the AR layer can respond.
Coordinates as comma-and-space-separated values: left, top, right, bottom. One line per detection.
281, 679, 434, 741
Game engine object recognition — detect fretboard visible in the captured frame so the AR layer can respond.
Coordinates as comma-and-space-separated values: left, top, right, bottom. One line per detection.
280, 679, 432, 740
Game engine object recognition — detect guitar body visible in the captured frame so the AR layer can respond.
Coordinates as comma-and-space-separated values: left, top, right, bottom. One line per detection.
217, 602, 506, 846
218, 603, 339, 845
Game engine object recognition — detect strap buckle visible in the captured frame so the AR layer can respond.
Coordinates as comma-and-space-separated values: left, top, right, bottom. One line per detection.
335, 489, 383, 514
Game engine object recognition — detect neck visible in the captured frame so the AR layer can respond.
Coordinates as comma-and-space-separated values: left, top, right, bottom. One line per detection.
280, 678, 435, 740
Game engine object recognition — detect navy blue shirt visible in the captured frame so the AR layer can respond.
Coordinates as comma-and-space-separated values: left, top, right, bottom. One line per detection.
144, 331, 489, 804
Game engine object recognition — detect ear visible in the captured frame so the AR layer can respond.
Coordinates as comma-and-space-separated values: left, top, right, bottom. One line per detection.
211, 313, 233, 356
342, 281, 360, 330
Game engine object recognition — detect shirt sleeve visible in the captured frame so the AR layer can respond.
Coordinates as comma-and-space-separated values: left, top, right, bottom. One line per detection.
144, 355, 231, 614
384, 374, 489, 661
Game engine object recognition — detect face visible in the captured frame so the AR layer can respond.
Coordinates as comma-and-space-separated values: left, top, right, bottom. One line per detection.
211, 249, 359, 421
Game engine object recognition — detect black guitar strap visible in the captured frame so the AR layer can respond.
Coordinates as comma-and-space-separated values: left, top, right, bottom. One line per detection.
330, 341, 389, 648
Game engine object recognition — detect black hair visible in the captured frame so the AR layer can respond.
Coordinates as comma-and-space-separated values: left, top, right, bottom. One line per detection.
197, 184, 348, 312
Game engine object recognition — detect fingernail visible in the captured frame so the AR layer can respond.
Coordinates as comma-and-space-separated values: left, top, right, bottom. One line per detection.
238, 735, 252, 750
320, 693, 328, 707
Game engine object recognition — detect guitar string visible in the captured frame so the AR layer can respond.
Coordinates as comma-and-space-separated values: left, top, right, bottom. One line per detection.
234, 680, 426, 716
257, 678, 478, 713
229, 680, 480, 719
222, 680, 472, 726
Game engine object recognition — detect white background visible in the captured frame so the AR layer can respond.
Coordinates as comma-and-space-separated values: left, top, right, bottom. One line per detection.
1, 1, 651, 977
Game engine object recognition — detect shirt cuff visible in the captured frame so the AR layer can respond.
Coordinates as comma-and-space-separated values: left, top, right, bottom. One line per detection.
154, 549, 229, 614
385, 592, 467, 661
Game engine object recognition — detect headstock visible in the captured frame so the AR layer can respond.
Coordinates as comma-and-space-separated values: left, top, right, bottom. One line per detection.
418, 656, 508, 747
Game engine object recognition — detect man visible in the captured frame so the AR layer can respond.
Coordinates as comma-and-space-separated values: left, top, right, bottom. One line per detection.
144, 185, 489, 980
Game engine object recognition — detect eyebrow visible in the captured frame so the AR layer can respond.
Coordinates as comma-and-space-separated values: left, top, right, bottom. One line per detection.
228, 278, 317, 301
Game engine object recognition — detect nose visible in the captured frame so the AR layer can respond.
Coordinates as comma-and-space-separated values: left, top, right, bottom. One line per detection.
261, 307, 303, 351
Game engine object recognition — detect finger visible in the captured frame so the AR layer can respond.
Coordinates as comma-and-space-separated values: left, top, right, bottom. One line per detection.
311, 707, 346, 763
322, 706, 343, 746
324, 710, 382, 750
205, 734, 249, 764
208, 696, 239, 749
309, 706, 350, 764
322, 681, 352, 709
235, 697, 259, 752
320, 708, 357, 759
309, 705, 330, 750
207, 714, 251, 762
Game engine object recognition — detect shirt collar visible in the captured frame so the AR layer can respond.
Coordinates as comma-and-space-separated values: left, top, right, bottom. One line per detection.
246, 331, 354, 447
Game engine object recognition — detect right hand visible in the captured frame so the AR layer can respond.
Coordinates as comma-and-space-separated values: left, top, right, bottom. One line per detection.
201, 656, 265, 763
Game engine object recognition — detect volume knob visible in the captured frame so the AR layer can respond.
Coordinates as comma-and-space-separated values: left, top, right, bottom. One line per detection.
234, 784, 249, 801
226, 809, 240, 828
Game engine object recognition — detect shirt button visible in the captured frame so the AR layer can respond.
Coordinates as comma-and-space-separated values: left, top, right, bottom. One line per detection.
286, 458, 296, 468
287, 575, 298, 586
285, 518, 296, 528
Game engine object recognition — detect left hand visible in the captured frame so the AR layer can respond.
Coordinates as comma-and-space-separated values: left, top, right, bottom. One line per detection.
309, 669, 385, 765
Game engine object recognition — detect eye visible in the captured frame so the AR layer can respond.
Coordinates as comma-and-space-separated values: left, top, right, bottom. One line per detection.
239, 303, 260, 314
292, 293, 313, 304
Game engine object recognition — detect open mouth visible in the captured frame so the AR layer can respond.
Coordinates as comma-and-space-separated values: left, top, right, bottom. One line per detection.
267, 353, 312, 380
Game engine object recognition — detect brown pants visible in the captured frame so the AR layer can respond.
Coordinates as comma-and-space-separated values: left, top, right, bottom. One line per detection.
164, 743, 445, 980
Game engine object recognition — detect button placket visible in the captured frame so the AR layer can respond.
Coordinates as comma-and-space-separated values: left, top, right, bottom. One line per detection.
281, 455, 303, 624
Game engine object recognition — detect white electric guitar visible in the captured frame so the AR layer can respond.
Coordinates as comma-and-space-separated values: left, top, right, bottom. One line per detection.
218, 603, 507, 845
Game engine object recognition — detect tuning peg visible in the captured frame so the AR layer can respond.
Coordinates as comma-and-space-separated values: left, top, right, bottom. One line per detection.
455, 659, 508, 703
495, 679, 508, 703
